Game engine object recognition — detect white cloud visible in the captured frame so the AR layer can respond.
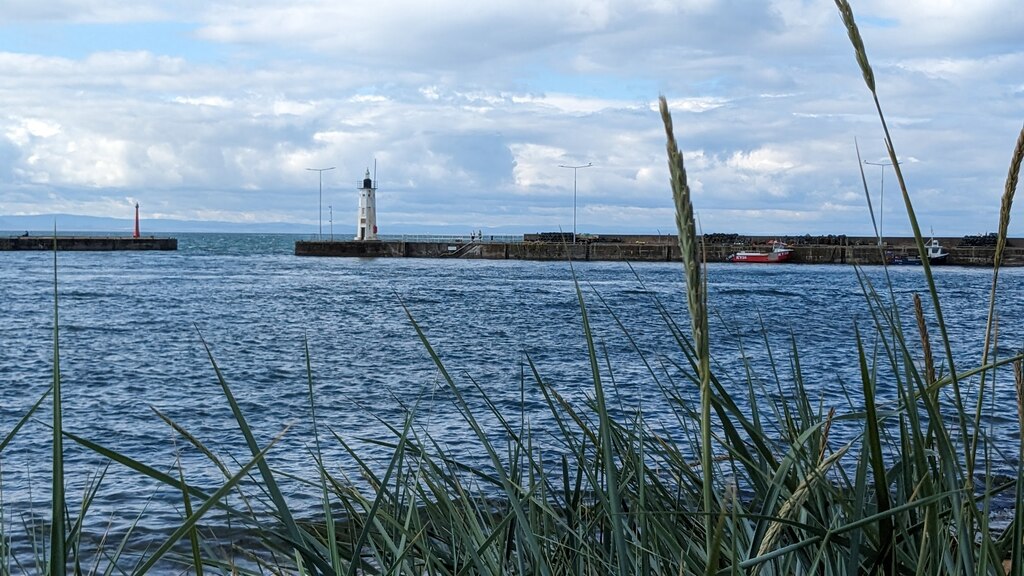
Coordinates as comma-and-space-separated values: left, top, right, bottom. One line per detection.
0, 0, 1018, 236
349, 95, 389, 104
655, 97, 729, 114
726, 148, 797, 173
272, 99, 314, 116
861, 0, 1023, 50
419, 86, 441, 101
0, 1, 180, 23
5, 118, 62, 144
512, 93, 642, 115
0, 52, 76, 75
510, 143, 566, 190
173, 95, 233, 108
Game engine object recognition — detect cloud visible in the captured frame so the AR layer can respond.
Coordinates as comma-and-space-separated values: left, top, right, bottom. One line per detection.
0, 0, 1018, 236
726, 147, 797, 173
0, 1, 177, 23
174, 95, 233, 107
859, 0, 1024, 53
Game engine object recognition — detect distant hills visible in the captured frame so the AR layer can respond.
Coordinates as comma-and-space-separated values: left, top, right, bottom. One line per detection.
0, 213, 663, 236
0, 214, 315, 234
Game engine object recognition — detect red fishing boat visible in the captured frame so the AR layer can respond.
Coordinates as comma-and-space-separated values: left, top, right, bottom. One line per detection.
727, 241, 793, 263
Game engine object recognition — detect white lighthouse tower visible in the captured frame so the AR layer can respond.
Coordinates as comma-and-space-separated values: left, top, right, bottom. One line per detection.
355, 168, 378, 241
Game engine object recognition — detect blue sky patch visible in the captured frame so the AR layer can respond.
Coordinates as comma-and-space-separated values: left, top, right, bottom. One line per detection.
0, 22, 221, 61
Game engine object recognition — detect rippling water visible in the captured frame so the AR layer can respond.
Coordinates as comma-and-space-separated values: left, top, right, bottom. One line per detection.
2, 233, 1023, 566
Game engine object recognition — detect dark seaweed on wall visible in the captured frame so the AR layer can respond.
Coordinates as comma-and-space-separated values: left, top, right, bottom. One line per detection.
524, 232, 607, 243
702, 233, 743, 244
782, 234, 849, 246
701, 233, 850, 246
958, 233, 999, 247
526, 232, 576, 243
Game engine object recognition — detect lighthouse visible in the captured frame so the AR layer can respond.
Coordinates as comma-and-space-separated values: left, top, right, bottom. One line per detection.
355, 169, 378, 241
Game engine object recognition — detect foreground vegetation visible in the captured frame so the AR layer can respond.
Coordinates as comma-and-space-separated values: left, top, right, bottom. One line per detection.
4, 2, 1024, 574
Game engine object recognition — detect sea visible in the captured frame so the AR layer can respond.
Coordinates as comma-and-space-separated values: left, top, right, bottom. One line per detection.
2, 232, 1023, 566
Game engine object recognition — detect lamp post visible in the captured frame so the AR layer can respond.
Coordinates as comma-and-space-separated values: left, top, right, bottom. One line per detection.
329, 205, 333, 241
864, 159, 897, 246
307, 166, 335, 239
558, 162, 592, 243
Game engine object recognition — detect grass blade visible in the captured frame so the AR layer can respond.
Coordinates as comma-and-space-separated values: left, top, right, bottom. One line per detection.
132, 428, 288, 575
196, 329, 332, 576
50, 229, 66, 576
0, 387, 52, 454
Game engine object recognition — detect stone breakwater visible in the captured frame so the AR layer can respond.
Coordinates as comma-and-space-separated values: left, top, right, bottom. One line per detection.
0, 236, 177, 251
295, 236, 1024, 266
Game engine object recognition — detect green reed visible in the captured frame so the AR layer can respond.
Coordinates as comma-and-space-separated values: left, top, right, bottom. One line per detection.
2, 1, 1024, 574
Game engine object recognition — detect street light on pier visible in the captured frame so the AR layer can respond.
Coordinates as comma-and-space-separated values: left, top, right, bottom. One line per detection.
558, 162, 593, 243
329, 205, 333, 241
864, 159, 898, 246
307, 166, 335, 239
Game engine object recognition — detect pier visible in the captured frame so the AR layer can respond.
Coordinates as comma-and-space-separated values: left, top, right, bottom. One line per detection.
295, 234, 1023, 266
0, 236, 177, 251
0, 204, 177, 251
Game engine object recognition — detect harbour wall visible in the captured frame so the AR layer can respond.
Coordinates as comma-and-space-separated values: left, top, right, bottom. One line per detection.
0, 236, 177, 251
295, 238, 1024, 266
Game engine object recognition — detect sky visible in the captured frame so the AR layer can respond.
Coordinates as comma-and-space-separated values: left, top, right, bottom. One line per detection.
0, 1, 1021, 236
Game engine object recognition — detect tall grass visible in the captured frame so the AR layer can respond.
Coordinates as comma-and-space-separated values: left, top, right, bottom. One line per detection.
2, 2, 1023, 574
50, 232, 65, 576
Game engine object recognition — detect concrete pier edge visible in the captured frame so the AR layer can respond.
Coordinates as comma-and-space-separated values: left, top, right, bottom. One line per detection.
0, 236, 177, 251
295, 235, 1019, 266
